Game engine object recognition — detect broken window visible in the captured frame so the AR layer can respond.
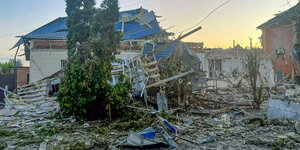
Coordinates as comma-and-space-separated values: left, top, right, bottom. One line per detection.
61, 60, 67, 69
208, 59, 222, 78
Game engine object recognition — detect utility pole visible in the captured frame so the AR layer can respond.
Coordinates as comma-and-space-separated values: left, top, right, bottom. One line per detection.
233, 40, 235, 48
249, 37, 253, 50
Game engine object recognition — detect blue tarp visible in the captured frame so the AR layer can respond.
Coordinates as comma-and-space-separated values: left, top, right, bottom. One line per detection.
11, 8, 161, 49
138, 127, 155, 139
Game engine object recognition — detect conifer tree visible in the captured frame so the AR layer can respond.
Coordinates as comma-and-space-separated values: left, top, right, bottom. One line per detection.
65, 0, 95, 58
58, 0, 130, 120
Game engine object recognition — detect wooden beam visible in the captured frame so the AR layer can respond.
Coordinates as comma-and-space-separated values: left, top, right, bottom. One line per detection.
122, 19, 125, 32
137, 16, 152, 29
144, 26, 202, 57
21, 93, 46, 98
145, 67, 159, 73
18, 89, 47, 95
146, 70, 194, 88
142, 60, 158, 67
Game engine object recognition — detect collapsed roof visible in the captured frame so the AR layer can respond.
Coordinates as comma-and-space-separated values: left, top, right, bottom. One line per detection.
11, 8, 161, 49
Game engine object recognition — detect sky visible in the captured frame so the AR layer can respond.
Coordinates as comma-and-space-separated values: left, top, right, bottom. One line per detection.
0, 0, 299, 65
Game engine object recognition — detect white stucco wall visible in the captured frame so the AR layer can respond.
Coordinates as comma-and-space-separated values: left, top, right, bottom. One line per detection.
30, 49, 68, 82
197, 52, 275, 88
29, 49, 141, 82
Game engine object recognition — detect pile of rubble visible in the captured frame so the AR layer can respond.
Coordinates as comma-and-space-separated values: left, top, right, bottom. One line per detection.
0, 80, 299, 149
0, 76, 59, 128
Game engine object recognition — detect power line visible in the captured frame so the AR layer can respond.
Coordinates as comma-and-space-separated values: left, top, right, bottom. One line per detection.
174, 0, 231, 35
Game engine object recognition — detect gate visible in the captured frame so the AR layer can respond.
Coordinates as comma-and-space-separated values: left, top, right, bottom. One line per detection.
0, 74, 15, 105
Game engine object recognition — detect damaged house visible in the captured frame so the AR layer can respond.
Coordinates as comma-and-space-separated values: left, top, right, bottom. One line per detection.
257, 2, 300, 80
10, 8, 180, 82
196, 48, 276, 89
9, 8, 202, 106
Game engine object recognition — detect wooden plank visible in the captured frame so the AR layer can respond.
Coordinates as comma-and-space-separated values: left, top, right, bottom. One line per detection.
21, 93, 46, 98
149, 74, 160, 79
19, 85, 46, 92
146, 70, 194, 88
145, 67, 159, 73
142, 61, 157, 67
137, 16, 153, 29
113, 65, 123, 70
23, 97, 45, 102
18, 89, 47, 95
21, 81, 46, 88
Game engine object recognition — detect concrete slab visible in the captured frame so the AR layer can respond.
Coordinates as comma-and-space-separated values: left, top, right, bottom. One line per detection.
268, 99, 300, 121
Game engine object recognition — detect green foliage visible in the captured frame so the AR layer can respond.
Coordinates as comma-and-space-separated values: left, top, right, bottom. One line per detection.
58, 0, 131, 120
0, 129, 16, 137
90, 0, 122, 61
65, 0, 95, 58
93, 127, 109, 135
69, 142, 87, 150
0, 61, 13, 74
0, 59, 22, 74
37, 125, 59, 137
0, 143, 7, 150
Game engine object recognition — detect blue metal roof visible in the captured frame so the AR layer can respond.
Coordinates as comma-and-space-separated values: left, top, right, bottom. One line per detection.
115, 11, 160, 40
11, 8, 161, 49
23, 31, 68, 40
142, 42, 178, 61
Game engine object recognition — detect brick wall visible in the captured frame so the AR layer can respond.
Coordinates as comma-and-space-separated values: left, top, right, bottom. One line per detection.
262, 25, 298, 76
17, 67, 29, 86
33, 40, 67, 49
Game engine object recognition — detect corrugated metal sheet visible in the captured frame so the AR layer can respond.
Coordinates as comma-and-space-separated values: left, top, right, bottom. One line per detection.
142, 42, 177, 61
23, 31, 68, 40
115, 11, 161, 40
12, 17, 67, 49
12, 8, 161, 49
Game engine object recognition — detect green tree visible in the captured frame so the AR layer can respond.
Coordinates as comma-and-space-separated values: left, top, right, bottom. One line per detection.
0, 59, 22, 74
58, 0, 130, 120
65, 0, 95, 58
9, 59, 22, 67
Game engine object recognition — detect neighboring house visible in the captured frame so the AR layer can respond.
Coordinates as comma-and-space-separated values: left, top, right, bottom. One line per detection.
11, 8, 178, 82
257, 3, 300, 79
16, 67, 29, 86
196, 49, 275, 88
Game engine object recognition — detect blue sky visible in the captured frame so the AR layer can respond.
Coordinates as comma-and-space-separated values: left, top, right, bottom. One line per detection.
0, 0, 298, 65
